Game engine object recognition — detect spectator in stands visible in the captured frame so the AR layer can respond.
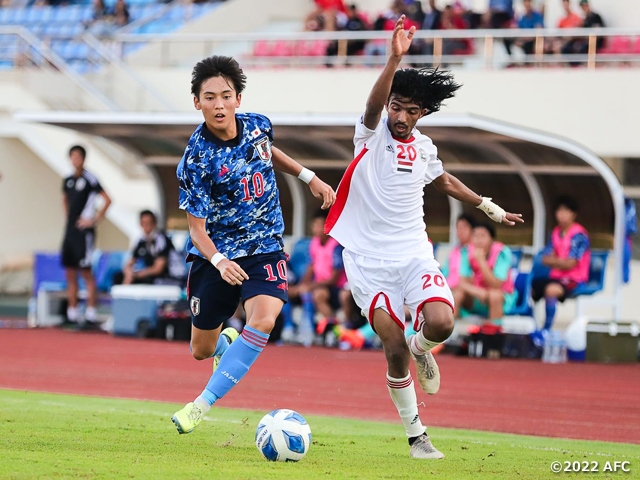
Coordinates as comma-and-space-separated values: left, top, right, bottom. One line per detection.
294, 209, 348, 341
365, 0, 418, 58
326, 4, 369, 60
422, 0, 441, 31
452, 222, 515, 326
113, 210, 183, 286
313, 0, 347, 32
406, 0, 425, 26
113, 0, 130, 28
576, 0, 605, 52
515, 0, 544, 57
553, 0, 583, 57
531, 196, 590, 332
487, 0, 514, 28
61, 145, 111, 327
442, 214, 476, 289
440, 4, 469, 56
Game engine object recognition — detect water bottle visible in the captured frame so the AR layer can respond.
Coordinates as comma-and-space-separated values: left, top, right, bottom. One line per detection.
541, 330, 552, 363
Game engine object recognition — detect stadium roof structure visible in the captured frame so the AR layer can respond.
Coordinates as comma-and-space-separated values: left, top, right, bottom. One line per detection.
15, 111, 627, 319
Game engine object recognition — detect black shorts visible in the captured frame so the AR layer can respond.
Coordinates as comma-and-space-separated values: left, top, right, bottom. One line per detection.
531, 277, 578, 303
61, 227, 95, 269
187, 252, 288, 330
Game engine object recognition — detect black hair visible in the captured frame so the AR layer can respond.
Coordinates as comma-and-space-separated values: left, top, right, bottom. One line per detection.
69, 145, 86, 160
555, 196, 579, 213
474, 221, 496, 239
191, 55, 247, 98
389, 68, 461, 115
457, 213, 477, 228
139, 209, 157, 223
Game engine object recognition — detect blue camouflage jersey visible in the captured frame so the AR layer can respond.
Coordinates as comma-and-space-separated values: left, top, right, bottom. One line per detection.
177, 113, 285, 260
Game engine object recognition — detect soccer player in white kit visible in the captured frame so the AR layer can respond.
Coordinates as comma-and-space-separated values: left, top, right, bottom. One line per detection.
325, 16, 523, 459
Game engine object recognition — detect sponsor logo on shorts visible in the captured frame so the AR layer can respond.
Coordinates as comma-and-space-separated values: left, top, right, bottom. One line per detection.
277, 282, 288, 292
190, 296, 200, 316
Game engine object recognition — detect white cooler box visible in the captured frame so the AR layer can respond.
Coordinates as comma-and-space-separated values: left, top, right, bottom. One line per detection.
110, 284, 183, 337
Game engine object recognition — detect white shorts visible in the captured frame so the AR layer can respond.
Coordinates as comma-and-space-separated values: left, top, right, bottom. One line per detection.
342, 249, 454, 332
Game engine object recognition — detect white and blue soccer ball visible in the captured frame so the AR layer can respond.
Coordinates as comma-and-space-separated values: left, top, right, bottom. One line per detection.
255, 409, 312, 462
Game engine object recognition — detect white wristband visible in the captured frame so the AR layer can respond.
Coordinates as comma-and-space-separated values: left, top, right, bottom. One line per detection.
210, 252, 226, 268
298, 167, 315, 184
476, 197, 506, 223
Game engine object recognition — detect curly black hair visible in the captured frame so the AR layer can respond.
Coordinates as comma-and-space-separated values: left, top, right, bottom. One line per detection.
389, 68, 461, 115
191, 55, 247, 98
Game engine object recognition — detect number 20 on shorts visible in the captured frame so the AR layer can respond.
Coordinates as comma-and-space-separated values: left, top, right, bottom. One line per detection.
422, 274, 445, 289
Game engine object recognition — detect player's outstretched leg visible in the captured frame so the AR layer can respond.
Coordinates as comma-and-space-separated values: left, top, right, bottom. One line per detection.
172, 325, 269, 434
407, 334, 441, 395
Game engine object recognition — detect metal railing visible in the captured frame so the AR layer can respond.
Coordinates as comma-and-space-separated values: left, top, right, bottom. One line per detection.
107, 26, 640, 69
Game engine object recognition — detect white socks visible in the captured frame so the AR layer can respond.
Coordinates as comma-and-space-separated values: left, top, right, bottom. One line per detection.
85, 306, 97, 322
194, 396, 212, 415
410, 329, 442, 356
387, 373, 425, 438
67, 306, 78, 322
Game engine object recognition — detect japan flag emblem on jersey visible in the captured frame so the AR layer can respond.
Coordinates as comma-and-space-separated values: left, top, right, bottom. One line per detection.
254, 136, 272, 161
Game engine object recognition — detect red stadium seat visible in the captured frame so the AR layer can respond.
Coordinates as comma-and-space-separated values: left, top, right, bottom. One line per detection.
253, 40, 272, 57
634, 36, 640, 54
271, 41, 293, 57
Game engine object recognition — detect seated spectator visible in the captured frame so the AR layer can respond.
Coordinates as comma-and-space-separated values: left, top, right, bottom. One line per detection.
575, 0, 605, 52
488, 0, 514, 28
515, 0, 544, 56
113, 210, 183, 286
364, 0, 418, 58
326, 3, 369, 60
422, 0, 441, 31
113, 0, 130, 28
531, 196, 590, 332
452, 222, 516, 326
292, 210, 348, 342
553, 0, 583, 56
439, 4, 470, 56
442, 214, 476, 289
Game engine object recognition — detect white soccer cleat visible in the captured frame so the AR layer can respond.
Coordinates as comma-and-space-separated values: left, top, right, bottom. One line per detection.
407, 335, 441, 395
410, 433, 445, 459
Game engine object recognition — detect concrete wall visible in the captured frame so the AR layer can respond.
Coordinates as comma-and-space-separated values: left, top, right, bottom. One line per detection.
136, 67, 640, 158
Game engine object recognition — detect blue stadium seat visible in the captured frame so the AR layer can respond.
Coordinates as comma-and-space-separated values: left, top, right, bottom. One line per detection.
505, 271, 533, 316
509, 247, 523, 270
94, 251, 126, 292
288, 237, 312, 283
33, 252, 67, 295
26, 6, 55, 24
568, 249, 609, 297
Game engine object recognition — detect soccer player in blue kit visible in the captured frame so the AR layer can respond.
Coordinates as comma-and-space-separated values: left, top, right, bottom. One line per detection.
172, 56, 336, 434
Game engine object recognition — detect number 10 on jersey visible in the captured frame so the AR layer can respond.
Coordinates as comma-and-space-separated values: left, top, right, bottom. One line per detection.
240, 172, 265, 201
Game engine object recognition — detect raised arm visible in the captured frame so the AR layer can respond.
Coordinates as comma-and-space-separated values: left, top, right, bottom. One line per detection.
432, 171, 524, 226
363, 15, 416, 130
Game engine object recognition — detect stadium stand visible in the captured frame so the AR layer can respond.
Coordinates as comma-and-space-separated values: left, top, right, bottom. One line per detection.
0, 1, 222, 72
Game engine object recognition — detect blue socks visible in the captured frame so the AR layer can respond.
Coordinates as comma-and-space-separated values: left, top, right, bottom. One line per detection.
544, 297, 557, 331
199, 325, 269, 406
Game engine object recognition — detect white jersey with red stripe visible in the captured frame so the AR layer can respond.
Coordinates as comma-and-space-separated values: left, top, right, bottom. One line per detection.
325, 115, 443, 260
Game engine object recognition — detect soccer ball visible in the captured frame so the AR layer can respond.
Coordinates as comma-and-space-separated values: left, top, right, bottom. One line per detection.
255, 409, 312, 462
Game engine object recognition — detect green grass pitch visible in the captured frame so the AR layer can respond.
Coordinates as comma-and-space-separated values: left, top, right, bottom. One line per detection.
1, 390, 637, 479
